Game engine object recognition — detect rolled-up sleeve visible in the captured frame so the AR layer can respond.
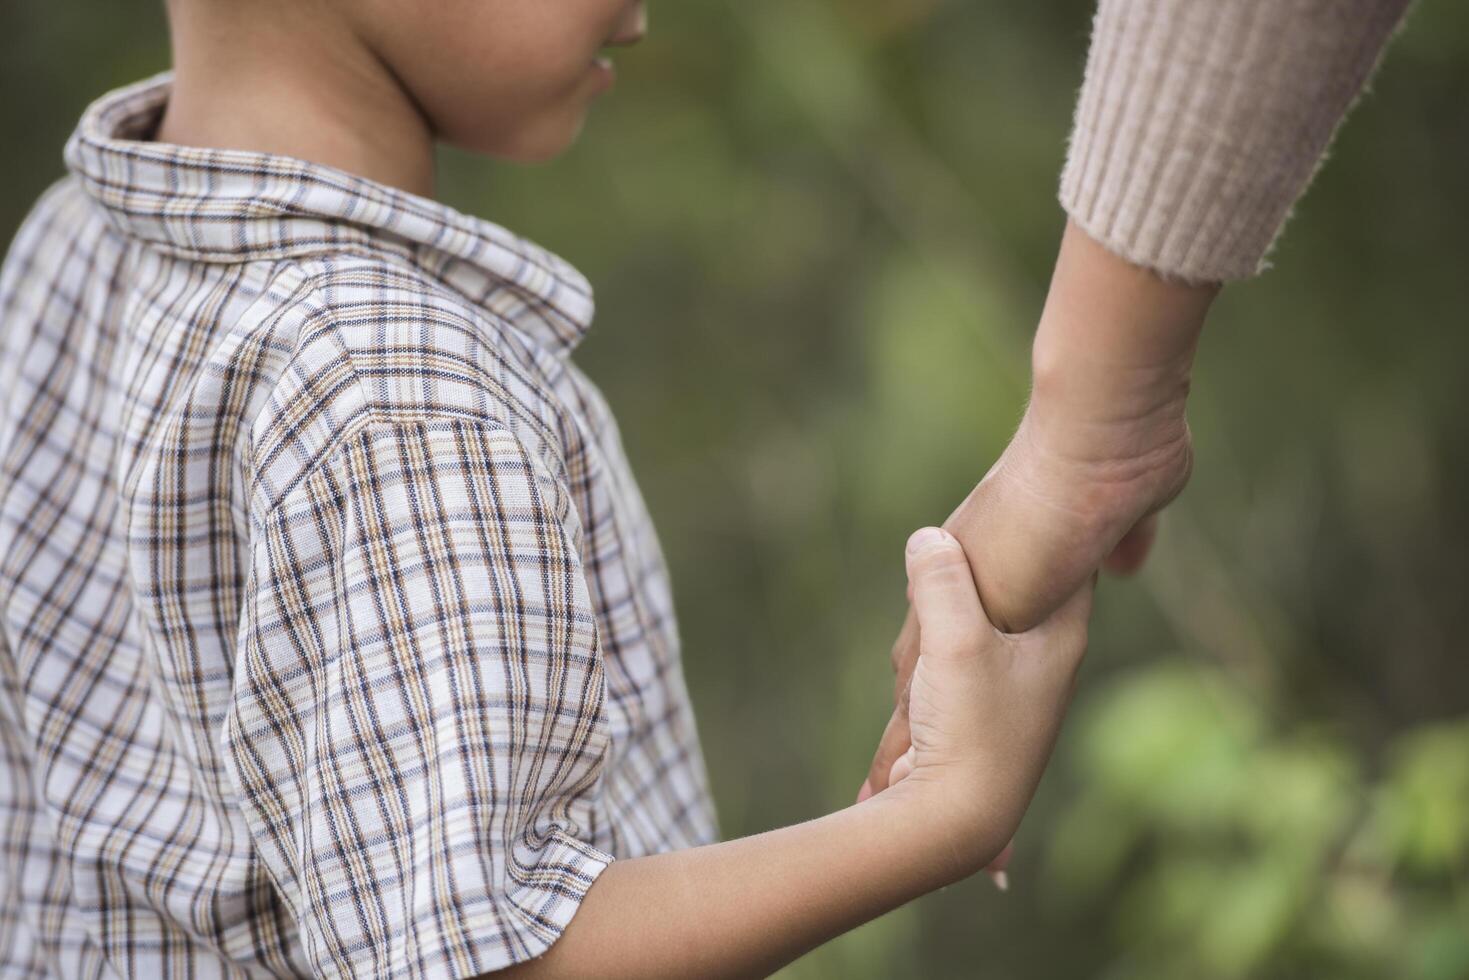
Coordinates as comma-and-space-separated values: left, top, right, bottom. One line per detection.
227, 417, 612, 978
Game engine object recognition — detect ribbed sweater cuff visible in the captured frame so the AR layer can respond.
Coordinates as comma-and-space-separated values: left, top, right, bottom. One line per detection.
1060, 0, 1410, 284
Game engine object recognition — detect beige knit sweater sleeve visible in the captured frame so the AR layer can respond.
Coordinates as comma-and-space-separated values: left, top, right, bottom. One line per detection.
1060, 0, 1412, 283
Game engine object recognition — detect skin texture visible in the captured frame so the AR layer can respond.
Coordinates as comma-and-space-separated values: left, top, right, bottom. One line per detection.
861, 219, 1216, 800
349, 0, 647, 161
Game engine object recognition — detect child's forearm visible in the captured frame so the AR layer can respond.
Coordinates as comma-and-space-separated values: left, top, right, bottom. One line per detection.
499, 777, 989, 979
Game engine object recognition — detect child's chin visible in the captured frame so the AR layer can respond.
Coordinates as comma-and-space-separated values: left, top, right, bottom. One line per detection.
452, 112, 589, 165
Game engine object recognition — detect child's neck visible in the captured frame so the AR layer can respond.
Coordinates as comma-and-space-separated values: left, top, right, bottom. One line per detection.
157, 4, 437, 198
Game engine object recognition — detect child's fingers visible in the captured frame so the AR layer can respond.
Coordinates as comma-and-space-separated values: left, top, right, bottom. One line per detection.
888, 605, 919, 704
887, 745, 916, 786
986, 842, 1013, 893
862, 700, 912, 795
864, 528, 981, 799
905, 527, 987, 661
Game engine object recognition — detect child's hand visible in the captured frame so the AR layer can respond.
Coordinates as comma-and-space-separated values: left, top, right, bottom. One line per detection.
880, 526, 1092, 869
499, 524, 1089, 978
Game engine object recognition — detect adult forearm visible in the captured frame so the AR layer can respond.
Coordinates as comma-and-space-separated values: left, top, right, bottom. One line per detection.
938, 221, 1215, 636
1028, 219, 1215, 453
499, 779, 988, 980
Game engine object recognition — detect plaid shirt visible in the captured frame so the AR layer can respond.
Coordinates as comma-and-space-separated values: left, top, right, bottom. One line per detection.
0, 74, 717, 979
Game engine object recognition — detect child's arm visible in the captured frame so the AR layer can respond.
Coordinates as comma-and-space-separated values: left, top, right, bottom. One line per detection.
501, 528, 1092, 979
500, 781, 969, 979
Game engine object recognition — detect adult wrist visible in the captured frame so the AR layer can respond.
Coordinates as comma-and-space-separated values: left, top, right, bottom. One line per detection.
1027, 220, 1213, 454
1040, 218, 1218, 366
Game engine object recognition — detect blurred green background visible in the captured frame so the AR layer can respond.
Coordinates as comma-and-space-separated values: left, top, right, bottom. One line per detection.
4, 1, 1467, 977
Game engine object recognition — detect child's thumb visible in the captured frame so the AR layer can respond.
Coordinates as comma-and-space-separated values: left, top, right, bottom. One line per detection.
905, 527, 987, 660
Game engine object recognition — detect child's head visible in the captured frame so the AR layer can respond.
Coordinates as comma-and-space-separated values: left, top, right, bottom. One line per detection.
346, 0, 647, 160
165, 0, 647, 163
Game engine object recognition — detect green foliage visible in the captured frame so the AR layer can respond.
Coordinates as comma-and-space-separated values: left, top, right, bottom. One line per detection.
1052, 667, 1468, 979
3, 0, 1466, 976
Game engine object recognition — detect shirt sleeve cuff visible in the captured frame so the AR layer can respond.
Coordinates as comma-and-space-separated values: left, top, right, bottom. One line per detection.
339, 830, 615, 980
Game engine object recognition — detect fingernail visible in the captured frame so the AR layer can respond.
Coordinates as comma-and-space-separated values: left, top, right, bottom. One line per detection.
856, 779, 873, 804
906, 527, 947, 555
988, 870, 1009, 893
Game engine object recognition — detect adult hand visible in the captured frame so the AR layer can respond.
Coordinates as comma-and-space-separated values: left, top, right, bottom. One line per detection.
861, 221, 1217, 804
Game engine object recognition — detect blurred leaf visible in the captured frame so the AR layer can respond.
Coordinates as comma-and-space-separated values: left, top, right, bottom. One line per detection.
1368, 720, 1469, 874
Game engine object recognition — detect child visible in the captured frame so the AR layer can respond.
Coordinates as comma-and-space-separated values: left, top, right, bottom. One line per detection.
0, 1, 1092, 975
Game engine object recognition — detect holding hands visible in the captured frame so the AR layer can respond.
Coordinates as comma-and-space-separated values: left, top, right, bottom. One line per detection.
511, 223, 1216, 978
504, 524, 1097, 980
860, 222, 1218, 872
879, 526, 1093, 875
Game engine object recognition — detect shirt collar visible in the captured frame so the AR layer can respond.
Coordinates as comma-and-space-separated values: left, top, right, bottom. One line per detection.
64, 72, 595, 358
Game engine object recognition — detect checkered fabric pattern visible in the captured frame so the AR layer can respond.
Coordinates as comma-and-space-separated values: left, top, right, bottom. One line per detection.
0, 74, 717, 978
